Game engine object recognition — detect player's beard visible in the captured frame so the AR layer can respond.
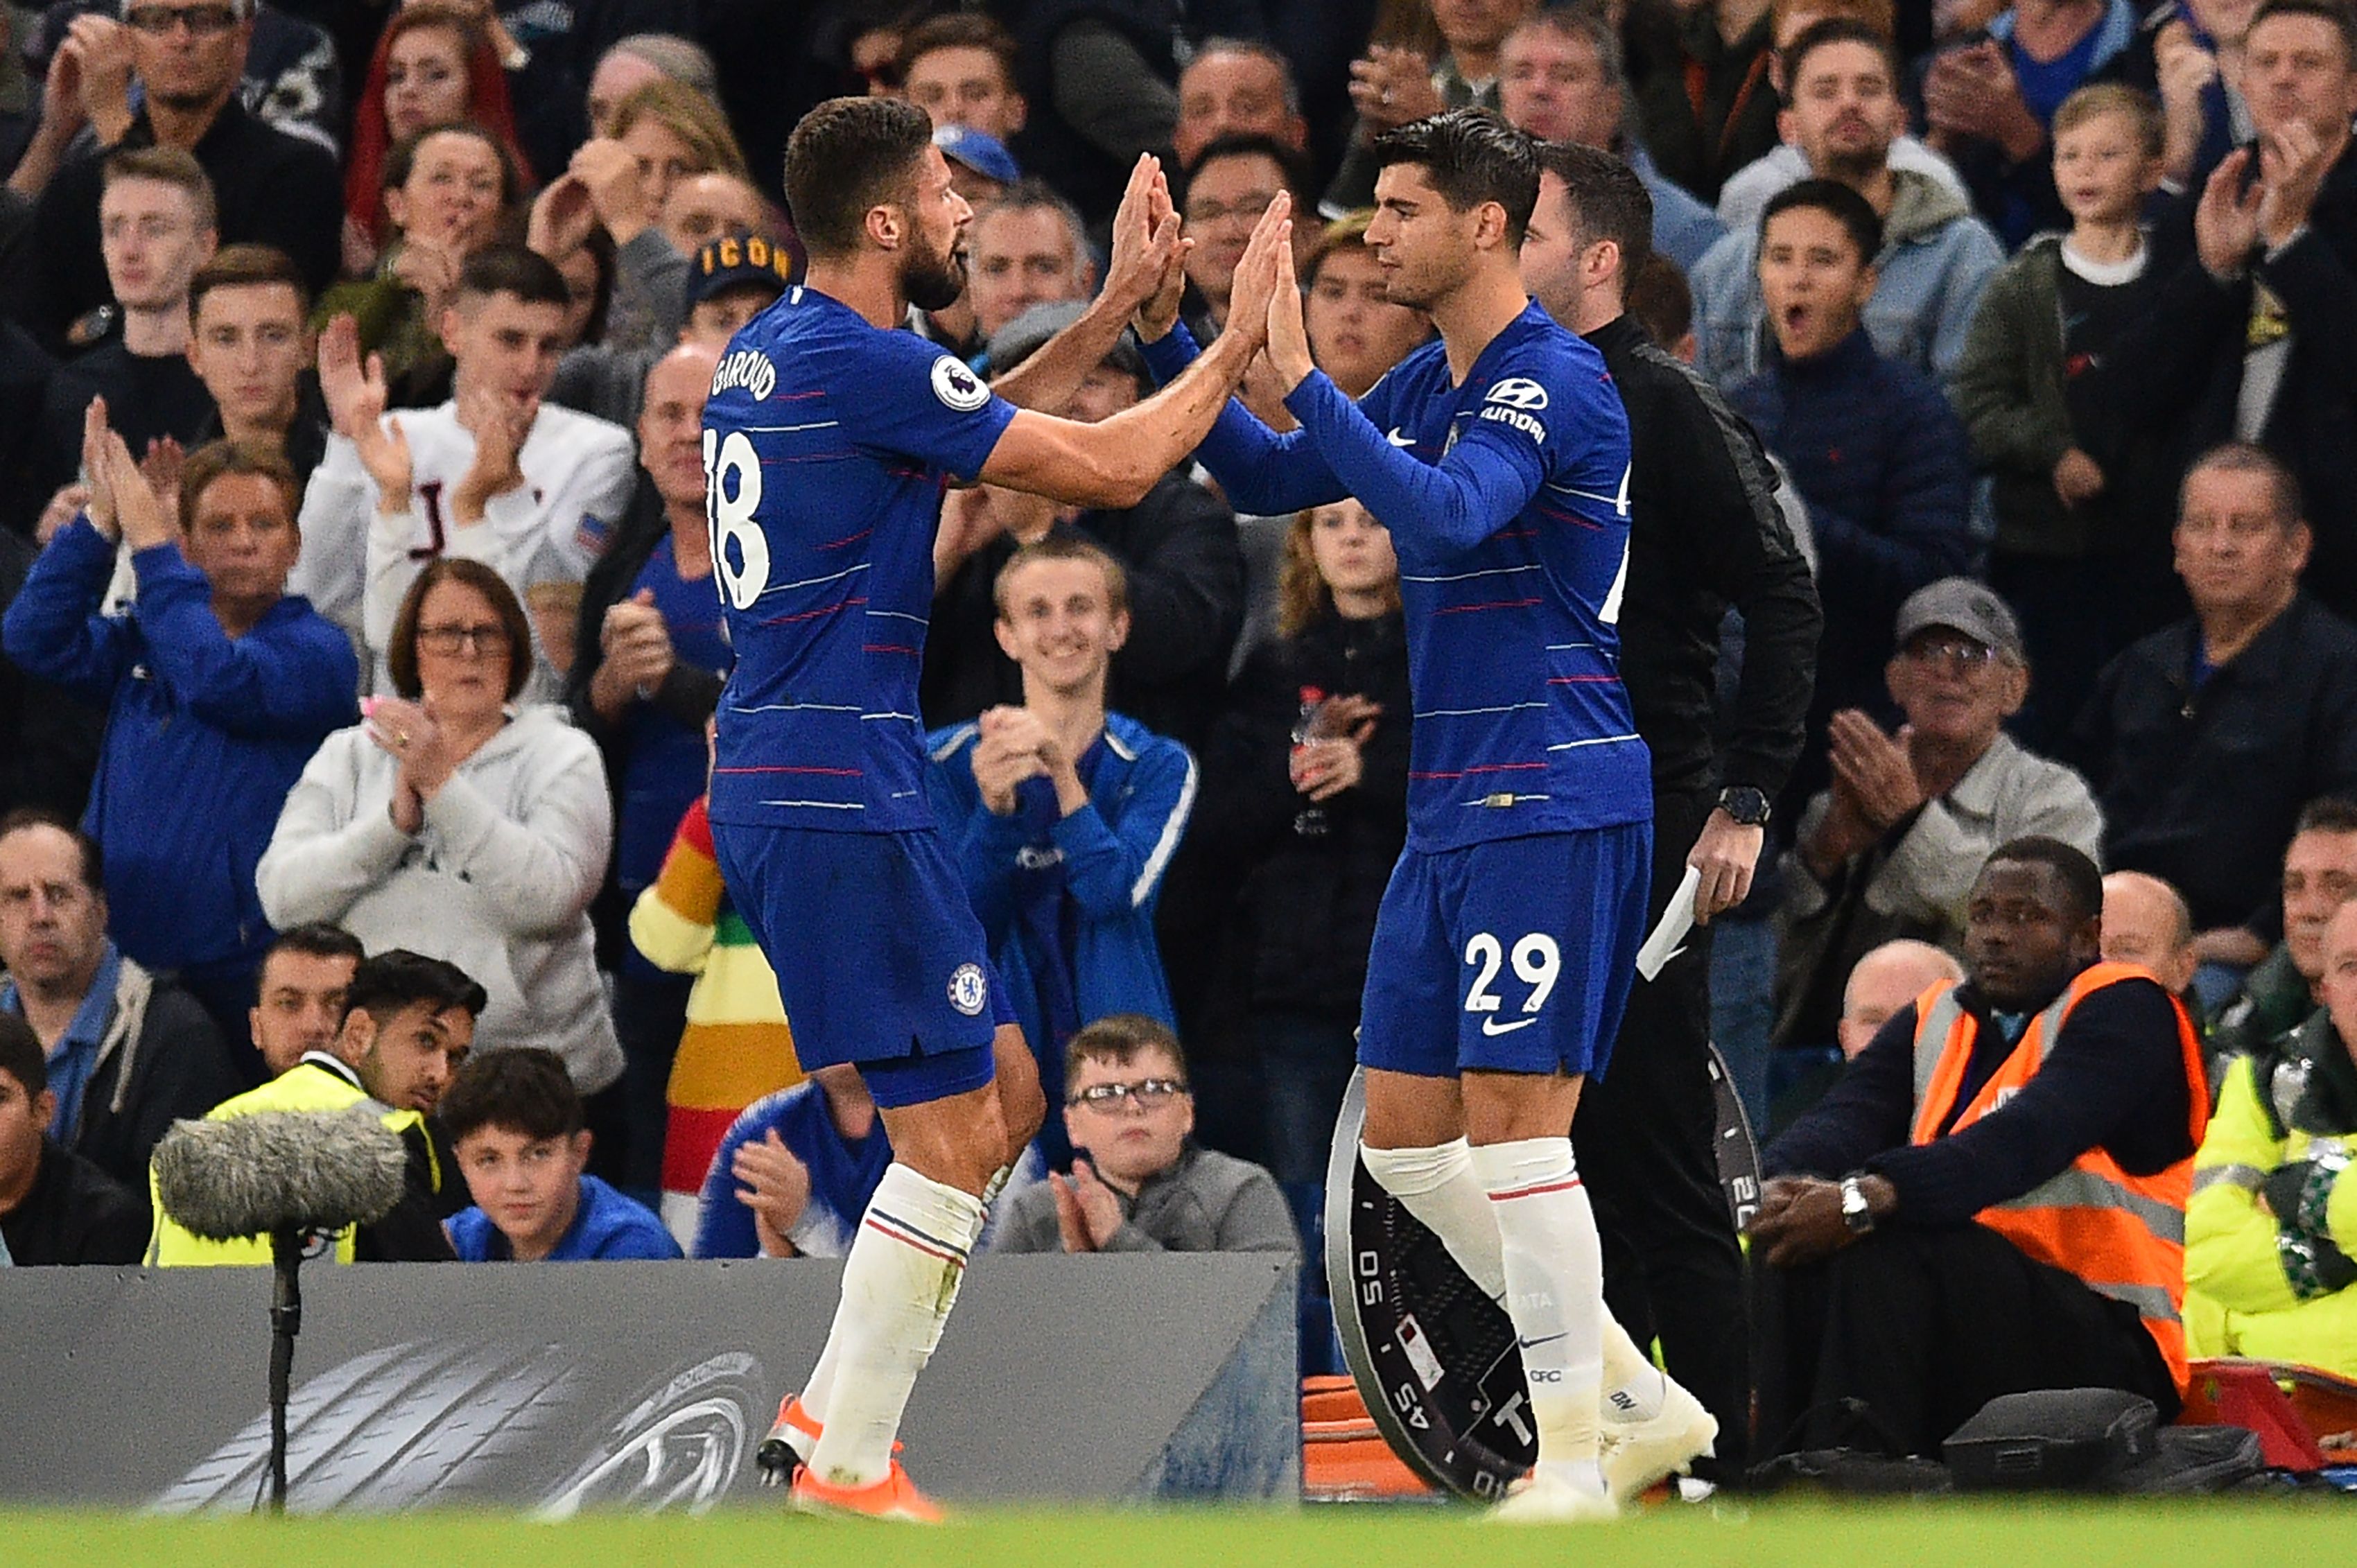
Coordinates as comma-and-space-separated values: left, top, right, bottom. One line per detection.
903, 234, 968, 315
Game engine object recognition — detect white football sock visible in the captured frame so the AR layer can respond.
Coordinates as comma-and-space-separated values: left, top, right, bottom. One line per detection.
1472, 1138, 1605, 1494
1602, 1318, 1666, 1424
1359, 1138, 1506, 1298
802, 1163, 984, 1488
1360, 1138, 1665, 1425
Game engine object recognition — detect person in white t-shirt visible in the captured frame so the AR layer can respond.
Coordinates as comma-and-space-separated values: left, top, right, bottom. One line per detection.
293, 245, 636, 692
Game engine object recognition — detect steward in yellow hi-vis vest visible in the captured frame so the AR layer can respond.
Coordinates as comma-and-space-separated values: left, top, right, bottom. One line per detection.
1750, 839, 2207, 1458
146, 952, 485, 1265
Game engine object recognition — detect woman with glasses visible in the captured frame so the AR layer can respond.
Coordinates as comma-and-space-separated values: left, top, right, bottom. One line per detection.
256, 557, 624, 1100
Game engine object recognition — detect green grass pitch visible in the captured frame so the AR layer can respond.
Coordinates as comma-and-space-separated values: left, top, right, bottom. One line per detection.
6, 1498, 2351, 1568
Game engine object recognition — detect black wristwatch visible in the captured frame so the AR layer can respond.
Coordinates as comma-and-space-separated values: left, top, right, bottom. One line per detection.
1717, 785, 1772, 827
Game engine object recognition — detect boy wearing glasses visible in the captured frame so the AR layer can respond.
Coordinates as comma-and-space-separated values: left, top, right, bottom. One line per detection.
989, 1015, 1296, 1255
1776, 577, 2103, 1054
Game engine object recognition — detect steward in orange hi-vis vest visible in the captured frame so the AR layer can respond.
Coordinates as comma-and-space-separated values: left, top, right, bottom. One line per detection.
1906, 961, 2212, 1388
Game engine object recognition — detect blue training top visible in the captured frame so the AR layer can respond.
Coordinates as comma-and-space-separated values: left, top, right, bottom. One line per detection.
448, 1174, 683, 1261
702, 285, 1020, 834
693, 1082, 893, 1260
1140, 304, 1650, 851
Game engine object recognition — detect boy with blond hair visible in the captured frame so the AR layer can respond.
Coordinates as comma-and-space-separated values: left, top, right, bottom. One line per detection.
1953, 84, 2175, 741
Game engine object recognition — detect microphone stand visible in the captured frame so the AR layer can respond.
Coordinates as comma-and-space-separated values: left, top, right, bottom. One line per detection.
266, 1226, 306, 1515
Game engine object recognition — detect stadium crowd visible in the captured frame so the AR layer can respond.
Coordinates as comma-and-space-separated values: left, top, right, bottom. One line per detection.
3, 0, 2357, 1481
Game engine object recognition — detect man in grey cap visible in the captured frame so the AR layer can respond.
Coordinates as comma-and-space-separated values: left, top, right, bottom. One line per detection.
1772, 576, 2104, 1068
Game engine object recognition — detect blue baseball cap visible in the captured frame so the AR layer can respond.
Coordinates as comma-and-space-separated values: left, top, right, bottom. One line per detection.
934, 123, 1020, 186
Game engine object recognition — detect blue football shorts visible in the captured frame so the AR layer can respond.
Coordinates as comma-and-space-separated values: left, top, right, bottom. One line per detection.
713, 823, 1009, 1109
1357, 824, 1651, 1081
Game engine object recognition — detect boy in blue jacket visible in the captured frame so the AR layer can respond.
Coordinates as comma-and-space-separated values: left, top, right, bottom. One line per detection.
927, 534, 1197, 1169
444, 1047, 681, 1262
1, 401, 358, 1056
1730, 181, 1977, 781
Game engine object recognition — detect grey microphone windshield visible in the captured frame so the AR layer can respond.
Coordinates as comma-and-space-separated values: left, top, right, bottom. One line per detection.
153, 1106, 410, 1241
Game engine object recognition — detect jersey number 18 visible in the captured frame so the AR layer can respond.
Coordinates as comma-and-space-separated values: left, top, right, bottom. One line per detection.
704, 428, 769, 608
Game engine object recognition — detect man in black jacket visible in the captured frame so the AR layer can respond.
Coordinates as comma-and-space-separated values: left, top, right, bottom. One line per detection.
1524, 141, 1823, 1476
2068, 442, 2357, 979
20, 0, 340, 349
2117, 0, 2357, 621
564, 341, 727, 1197
0, 1011, 148, 1265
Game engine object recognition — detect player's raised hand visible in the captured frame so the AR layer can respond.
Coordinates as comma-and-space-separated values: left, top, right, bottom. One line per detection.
1223, 192, 1294, 355
1264, 245, 1314, 394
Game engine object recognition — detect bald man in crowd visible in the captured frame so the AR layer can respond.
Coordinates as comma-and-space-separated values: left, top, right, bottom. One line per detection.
1836, 940, 1963, 1060
2103, 873, 2200, 998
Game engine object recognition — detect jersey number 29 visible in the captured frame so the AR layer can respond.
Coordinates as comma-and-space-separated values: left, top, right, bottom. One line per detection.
704, 428, 769, 608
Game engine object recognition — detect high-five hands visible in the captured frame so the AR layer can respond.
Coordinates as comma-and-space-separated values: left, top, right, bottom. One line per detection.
1223, 191, 1294, 359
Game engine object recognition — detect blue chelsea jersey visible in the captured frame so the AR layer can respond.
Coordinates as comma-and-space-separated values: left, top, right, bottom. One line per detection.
1340, 306, 1651, 849
702, 286, 1018, 833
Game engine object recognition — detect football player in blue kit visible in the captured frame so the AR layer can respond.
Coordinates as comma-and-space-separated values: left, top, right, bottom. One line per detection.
1133, 110, 1716, 1519
702, 95, 1296, 1519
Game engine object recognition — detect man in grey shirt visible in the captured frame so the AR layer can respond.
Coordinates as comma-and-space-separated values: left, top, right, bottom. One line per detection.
991, 1015, 1298, 1256
1775, 578, 2104, 1053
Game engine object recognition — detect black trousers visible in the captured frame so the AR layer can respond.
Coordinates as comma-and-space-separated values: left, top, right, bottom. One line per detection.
1574, 783, 1753, 1475
1753, 1223, 2181, 1461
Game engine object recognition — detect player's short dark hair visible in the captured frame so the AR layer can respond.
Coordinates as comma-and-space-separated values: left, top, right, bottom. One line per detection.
2182, 442, 2304, 532
1371, 109, 1542, 245
381, 121, 525, 209
179, 439, 299, 537
438, 1047, 582, 1143
189, 243, 308, 321
1533, 139, 1653, 279
0, 1012, 46, 1100
455, 243, 570, 311
264, 923, 367, 971
385, 557, 535, 702
1983, 837, 2105, 925
994, 531, 1130, 620
1064, 1013, 1190, 1083
1627, 252, 1694, 347
2250, 0, 2357, 62
1762, 177, 1882, 261
785, 95, 936, 259
1180, 132, 1318, 211
2295, 796, 2357, 839
0, 808, 102, 894
1782, 16, 1902, 93
340, 950, 488, 1029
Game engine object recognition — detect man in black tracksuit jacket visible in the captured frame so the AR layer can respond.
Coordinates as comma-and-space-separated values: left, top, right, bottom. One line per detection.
1531, 143, 1822, 1476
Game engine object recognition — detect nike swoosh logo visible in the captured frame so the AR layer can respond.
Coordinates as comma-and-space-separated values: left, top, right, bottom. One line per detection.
1480, 1016, 1538, 1036
1517, 1332, 1567, 1350
1386, 427, 1416, 446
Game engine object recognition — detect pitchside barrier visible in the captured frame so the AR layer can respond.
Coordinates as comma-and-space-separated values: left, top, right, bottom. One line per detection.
0, 1255, 1298, 1513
